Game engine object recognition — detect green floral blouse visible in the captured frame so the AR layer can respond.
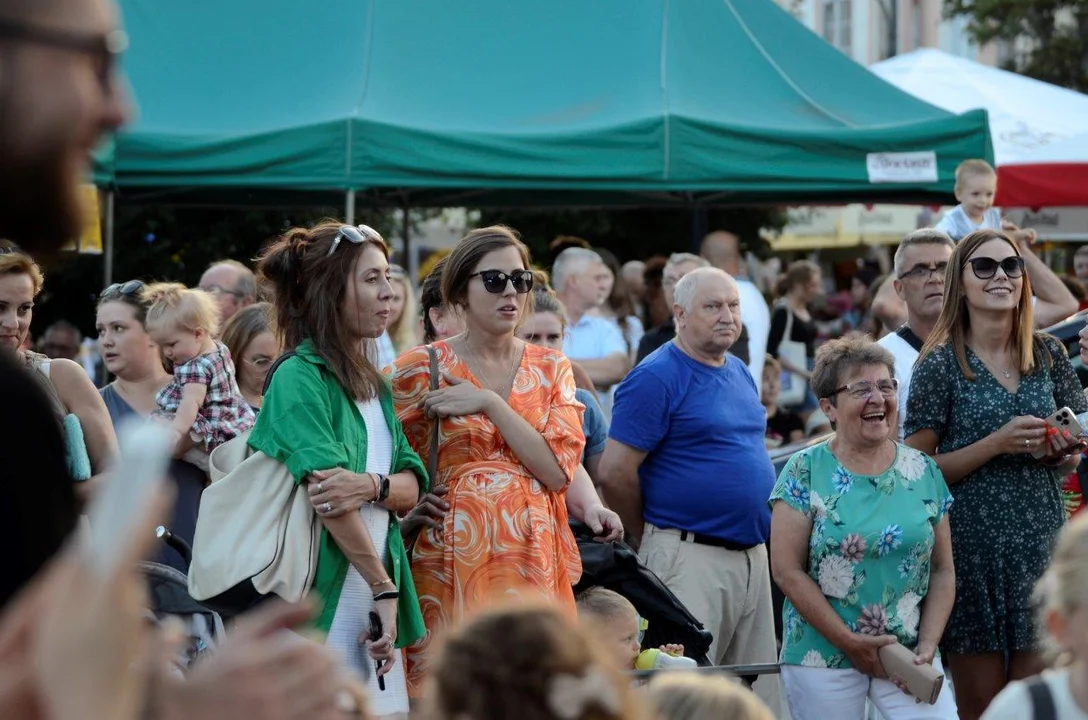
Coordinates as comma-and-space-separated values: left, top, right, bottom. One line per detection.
770, 440, 952, 669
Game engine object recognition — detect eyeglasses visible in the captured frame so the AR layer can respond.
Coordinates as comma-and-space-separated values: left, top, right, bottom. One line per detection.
0, 19, 127, 93
327, 224, 382, 257
897, 262, 948, 281
828, 379, 899, 401
470, 270, 535, 294
966, 256, 1025, 280
244, 357, 273, 369
99, 280, 145, 299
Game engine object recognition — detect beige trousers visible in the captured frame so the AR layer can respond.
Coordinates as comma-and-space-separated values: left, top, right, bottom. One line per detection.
639, 523, 778, 667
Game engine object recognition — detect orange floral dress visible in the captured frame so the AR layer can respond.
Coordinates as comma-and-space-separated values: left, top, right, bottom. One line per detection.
391, 341, 585, 695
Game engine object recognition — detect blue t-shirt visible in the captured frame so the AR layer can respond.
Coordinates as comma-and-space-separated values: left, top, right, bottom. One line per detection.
576, 388, 608, 460
609, 342, 774, 545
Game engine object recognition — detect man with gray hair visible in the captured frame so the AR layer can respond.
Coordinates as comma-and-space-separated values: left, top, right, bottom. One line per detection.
600, 267, 778, 691
635, 252, 709, 363
877, 229, 955, 439
198, 259, 257, 324
553, 247, 630, 401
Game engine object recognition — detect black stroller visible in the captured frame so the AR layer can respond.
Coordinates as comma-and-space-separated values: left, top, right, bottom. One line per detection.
141, 526, 225, 669
570, 521, 713, 666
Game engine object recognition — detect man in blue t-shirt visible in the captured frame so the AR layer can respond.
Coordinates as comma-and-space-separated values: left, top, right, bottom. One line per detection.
599, 267, 777, 673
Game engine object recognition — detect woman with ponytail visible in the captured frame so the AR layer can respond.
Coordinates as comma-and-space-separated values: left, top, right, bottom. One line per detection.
251, 221, 428, 718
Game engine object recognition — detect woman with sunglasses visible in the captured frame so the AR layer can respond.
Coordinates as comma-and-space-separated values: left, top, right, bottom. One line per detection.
0, 246, 117, 500
254, 221, 428, 717
96, 279, 208, 572
906, 229, 1087, 720
390, 226, 586, 696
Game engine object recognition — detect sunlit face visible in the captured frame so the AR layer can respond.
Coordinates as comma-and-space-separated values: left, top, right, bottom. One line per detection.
342, 245, 394, 340
675, 273, 741, 357
463, 246, 528, 335
96, 300, 159, 378
962, 238, 1022, 315
0, 273, 35, 352
893, 243, 952, 323
238, 330, 279, 398
149, 324, 205, 366
820, 363, 897, 448
599, 611, 642, 671
955, 173, 997, 220
517, 311, 564, 351
388, 277, 408, 327
571, 261, 611, 308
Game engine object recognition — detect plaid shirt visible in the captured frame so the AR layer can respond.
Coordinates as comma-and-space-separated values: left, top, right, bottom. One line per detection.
154, 340, 255, 450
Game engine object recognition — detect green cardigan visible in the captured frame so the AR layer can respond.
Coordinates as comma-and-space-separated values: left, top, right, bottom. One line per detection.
247, 339, 429, 647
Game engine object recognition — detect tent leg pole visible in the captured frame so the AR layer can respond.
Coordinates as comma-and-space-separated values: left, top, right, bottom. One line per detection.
402, 200, 415, 285
104, 190, 115, 288
345, 190, 356, 224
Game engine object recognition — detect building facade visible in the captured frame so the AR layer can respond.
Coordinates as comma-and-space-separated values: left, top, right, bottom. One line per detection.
775, 0, 998, 67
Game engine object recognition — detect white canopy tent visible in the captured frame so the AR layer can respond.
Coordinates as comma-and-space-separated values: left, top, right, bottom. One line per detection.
870, 48, 1088, 166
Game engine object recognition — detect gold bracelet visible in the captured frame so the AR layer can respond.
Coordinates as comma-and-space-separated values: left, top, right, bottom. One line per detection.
370, 577, 394, 588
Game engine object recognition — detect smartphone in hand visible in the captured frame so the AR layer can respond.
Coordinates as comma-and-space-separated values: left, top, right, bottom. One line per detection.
368, 610, 385, 691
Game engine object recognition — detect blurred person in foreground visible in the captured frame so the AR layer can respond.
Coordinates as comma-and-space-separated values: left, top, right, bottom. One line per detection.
0, 1, 376, 717
770, 334, 958, 719
423, 603, 644, 720
647, 673, 773, 720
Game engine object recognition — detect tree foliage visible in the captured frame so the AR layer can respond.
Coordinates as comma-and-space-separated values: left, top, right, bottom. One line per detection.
944, 0, 1088, 91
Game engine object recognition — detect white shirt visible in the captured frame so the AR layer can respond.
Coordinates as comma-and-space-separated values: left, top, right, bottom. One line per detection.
983, 669, 1088, 720
935, 206, 1002, 241
877, 330, 919, 441
737, 278, 770, 395
566, 313, 628, 413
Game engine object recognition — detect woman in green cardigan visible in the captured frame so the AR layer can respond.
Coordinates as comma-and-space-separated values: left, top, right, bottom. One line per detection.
251, 221, 428, 718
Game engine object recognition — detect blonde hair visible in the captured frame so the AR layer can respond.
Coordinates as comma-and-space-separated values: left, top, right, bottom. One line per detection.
1036, 513, 1088, 667
918, 229, 1046, 380
647, 674, 774, 720
387, 269, 420, 354
425, 603, 642, 720
0, 244, 44, 296
763, 354, 781, 377
141, 282, 221, 337
576, 587, 636, 623
954, 159, 996, 191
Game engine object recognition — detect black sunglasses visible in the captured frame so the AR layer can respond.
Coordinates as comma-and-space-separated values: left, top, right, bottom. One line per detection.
966, 256, 1025, 280
327, 224, 382, 257
0, 19, 127, 93
100, 280, 146, 299
470, 270, 534, 294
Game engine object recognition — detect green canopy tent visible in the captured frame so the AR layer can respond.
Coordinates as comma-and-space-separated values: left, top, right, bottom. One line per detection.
93, 0, 991, 279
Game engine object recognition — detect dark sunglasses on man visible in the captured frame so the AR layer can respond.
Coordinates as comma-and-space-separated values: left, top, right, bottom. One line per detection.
470, 270, 535, 295
966, 256, 1025, 280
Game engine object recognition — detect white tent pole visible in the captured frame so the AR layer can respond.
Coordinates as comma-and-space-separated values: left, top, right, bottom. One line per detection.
103, 190, 115, 288
345, 190, 356, 224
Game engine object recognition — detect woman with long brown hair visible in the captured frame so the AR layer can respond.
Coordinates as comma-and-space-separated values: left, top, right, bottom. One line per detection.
391, 226, 586, 695
906, 229, 1086, 719
252, 221, 429, 717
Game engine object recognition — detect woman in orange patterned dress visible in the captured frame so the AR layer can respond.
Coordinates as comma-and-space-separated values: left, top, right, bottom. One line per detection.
391, 226, 586, 695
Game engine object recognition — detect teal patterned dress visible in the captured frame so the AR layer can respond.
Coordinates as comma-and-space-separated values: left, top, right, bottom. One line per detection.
905, 336, 1087, 655
770, 441, 953, 669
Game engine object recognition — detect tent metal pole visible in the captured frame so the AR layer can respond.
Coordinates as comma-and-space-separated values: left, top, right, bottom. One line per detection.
401, 200, 416, 285
103, 190, 116, 288
345, 190, 356, 224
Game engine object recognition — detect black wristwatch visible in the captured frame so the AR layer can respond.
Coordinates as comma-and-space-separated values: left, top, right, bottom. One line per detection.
377, 474, 390, 503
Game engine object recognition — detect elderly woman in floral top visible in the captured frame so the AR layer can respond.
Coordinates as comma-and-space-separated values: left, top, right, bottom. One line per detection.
769, 334, 957, 720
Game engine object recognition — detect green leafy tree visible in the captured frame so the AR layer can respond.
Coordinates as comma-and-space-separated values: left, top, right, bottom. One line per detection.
944, 0, 1088, 91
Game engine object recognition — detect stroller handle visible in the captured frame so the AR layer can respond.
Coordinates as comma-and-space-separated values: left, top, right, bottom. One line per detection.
156, 526, 193, 567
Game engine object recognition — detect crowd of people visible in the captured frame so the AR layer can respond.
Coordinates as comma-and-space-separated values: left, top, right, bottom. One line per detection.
10, 0, 1088, 719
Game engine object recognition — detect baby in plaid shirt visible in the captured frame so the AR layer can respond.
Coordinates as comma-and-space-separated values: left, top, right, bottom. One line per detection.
142, 283, 255, 469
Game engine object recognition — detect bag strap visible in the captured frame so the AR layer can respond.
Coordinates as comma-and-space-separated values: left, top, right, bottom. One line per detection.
261, 350, 299, 396
426, 345, 440, 482
1027, 677, 1057, 720
896, 324, 925, 353
781, 303, 794, 345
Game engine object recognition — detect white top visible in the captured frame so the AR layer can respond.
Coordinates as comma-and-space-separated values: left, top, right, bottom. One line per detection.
877, 331, 919, 441
935, 206, 1003, 241
738, 278, 770, 396
375, 332, 397, 370
983, 669, 1088, 720
566, 313, 628, 413
325, 398, 404, 716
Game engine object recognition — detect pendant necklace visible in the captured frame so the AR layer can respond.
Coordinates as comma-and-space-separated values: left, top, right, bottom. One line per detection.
463, 336, 521, 400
